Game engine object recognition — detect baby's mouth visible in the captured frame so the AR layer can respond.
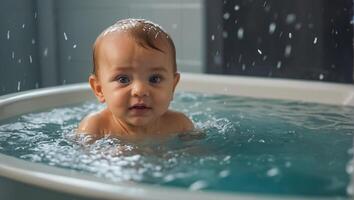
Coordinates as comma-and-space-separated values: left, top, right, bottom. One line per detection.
129, 104, 152, 110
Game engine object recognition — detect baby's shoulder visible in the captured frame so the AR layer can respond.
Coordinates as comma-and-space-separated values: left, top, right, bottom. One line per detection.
77, 110, 108, 136
164, 110, 194, 132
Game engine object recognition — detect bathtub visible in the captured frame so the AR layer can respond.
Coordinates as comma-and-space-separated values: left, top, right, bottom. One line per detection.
0, 73, 353, 200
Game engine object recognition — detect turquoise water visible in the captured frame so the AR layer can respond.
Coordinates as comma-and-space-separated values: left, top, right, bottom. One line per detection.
0, 92, 353, 198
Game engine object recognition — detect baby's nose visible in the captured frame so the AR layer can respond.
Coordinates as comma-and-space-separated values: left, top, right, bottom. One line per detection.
131, 81, 149, 97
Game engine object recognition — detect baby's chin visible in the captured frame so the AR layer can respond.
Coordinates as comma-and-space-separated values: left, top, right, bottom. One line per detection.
126, 117, 157, 127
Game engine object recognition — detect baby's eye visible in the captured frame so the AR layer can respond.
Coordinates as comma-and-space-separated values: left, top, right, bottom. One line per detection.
149, 74, 162, 84
116, 75, 131, 84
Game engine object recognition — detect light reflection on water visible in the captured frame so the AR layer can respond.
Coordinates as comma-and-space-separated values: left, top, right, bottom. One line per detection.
0, 92, 353, 197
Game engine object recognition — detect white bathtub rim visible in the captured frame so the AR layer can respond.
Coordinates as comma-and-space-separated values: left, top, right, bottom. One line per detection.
0, 153, 334, 200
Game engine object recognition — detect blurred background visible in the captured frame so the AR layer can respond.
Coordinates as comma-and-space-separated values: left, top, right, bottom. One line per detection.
0, 0, 353, 95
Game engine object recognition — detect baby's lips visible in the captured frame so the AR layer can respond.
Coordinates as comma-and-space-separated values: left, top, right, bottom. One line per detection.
129, 104, 152, 110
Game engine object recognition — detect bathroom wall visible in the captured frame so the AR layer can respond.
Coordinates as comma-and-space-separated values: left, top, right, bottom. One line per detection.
0, 0, 205, 96
0, 0, 40, 95
205, 0, 354, 83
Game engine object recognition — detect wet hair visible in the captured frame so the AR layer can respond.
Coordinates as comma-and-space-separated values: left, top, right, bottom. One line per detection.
92, 18, 177, 75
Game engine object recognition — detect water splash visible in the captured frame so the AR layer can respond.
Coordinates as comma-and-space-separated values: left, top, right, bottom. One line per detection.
276, 61, 282, 69
222, 31, 228, 38
237, 28, 244, 39
211, 34, 215, 41
313, 37, 318, 44
286, 14, 296, 24
223, 12, 230, 20
269, 23, 276, 34
17, 81, 21, 91
43, 48, 48, 57
284, 45, 292, 57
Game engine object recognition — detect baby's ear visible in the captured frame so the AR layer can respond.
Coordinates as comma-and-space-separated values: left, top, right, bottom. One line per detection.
172, 72, 180, 93
89, 75, 105, 103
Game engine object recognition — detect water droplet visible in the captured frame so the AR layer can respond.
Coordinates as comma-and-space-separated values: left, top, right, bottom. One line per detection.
286, 14, 296, 24
171, 24, 178, 29
223, 155, 231, 161
319, 73, 324, 80
223, 12, 230, 20
63, 32, 68, 40
18, 59, 22, 63
63, 80, 66, 85
269, 23, 276, 34
276, 61, 282, 69
234, 5, 240, 11
257, 49, 263, 55
285, 161, 291, 168
7, 30, 10, 40
219, 170, 230, 178
262, 55, 267, 61
284, 45, 292, 57
242, 64, 246, 71
295, 23, 302, 30
238, 54, 243, 63
73, 44, 77, 48
34, 12, 37, 19
31, 38, 36, 44
11, 51, 15, 59
211, 34, 215, 41
237, 28, 244, 39
17, 81, 21, 91
259, 139, 265, 143
35, 82, 39, 89
288, 32, 292, 39
313, 37, 318, 44
67, 55, 72, 61
189, 180, 208, 191
267, 167, 279, 177
43, 48, 48, 57
29, 55, 33, 63
222, 31, 228, 38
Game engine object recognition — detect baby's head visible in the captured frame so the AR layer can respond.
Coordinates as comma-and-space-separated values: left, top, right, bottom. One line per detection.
92, 18, 177, 77
89, 19, 180, 127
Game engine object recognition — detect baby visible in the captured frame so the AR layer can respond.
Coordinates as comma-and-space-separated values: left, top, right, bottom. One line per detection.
78, 18, 194, 140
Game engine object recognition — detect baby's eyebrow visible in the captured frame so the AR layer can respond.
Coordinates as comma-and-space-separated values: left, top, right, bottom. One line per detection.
150, 66, 168, 72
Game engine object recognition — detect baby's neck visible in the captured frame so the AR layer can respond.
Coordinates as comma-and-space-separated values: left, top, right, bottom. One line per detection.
112, 116, 162, 137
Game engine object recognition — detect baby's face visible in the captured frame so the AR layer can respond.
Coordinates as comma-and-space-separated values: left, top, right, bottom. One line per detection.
93, 32, 179, 127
